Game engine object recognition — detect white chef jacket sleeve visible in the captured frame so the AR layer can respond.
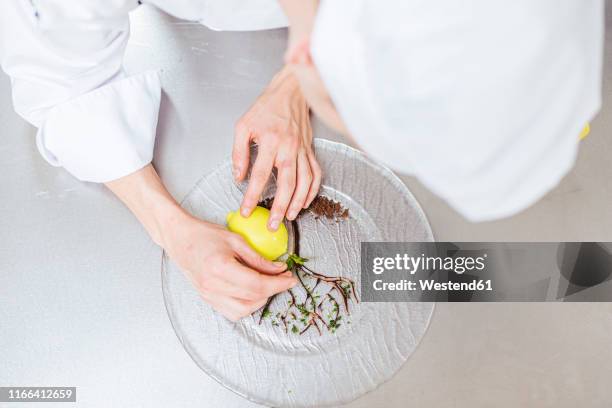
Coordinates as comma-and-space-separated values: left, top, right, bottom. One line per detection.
198, 0, 288, 31
0, 1, 161, 183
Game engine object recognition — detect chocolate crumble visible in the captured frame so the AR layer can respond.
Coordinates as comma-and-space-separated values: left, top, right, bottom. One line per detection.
258, 195, 349, 221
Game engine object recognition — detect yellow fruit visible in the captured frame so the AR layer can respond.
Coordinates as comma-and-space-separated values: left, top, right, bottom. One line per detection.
226, 206, 288, 261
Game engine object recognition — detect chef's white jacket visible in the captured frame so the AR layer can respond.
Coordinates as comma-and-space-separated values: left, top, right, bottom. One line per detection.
0, 0, 604, 222
313, 0, 603, 221
0, 0, 287, 182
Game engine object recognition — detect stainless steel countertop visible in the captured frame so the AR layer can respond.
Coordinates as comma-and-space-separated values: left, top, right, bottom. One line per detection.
1, 6, 612, 407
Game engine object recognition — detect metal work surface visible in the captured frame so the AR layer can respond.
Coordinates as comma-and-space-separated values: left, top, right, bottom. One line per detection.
1, 5, 612, 407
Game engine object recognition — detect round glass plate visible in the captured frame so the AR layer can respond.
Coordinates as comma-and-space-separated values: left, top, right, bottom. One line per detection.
162, 139, 434, 407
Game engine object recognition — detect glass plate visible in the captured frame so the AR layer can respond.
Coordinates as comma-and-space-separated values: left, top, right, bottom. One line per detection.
162, 139, 434, 407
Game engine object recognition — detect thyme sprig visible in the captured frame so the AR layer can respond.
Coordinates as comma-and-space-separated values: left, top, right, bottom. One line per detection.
258, 238, 359, 335
255, 204, 359, 335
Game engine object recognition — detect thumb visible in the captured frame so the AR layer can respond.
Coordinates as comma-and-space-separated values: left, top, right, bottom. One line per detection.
231, 236, 287, 274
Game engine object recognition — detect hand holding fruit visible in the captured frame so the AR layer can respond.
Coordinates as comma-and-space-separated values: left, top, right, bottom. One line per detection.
163, 212, 297, 322
105, 164, 297, 322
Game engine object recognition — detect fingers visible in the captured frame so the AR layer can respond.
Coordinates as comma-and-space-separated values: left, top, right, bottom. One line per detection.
240, 143, 276, 217
228, 263, 296, 300
304, 150, 322, 208
286, 150, 312, 220
200, 291, 268, 322
268, 153, 297, 230
199, 259, 296, 301
230, 234, 287, 274
233, 121, 251, 182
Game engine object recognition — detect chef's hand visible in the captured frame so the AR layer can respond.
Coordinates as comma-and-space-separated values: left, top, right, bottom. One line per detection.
233, 65, 321, 231
163, 216, 297, 321
106, 164, 297, 322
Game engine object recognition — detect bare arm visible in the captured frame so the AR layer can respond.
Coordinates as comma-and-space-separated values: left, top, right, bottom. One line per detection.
105, 164, 182, 248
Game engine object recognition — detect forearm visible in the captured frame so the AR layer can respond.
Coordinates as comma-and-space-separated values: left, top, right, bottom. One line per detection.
105, 164, 189, 248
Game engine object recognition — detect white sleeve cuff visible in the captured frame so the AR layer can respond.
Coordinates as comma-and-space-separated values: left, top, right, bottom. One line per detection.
198, 0, 288, 31
36, 70, 162, 183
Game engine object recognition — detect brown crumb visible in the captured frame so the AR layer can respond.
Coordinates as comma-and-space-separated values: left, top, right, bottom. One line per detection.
309, 196, 349, 220
258, 195, 349, 221
259, 197, 274, 210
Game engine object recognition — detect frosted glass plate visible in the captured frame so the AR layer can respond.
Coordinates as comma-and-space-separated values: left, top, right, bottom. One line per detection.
162, 139, 434, 407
